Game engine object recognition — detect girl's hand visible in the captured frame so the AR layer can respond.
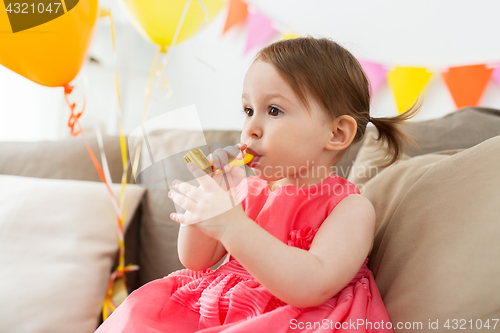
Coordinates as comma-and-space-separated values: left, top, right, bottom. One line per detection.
168, 161, 248, 241
207, 143, 247, 191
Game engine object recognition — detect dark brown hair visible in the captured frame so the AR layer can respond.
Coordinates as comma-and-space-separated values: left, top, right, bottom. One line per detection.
255, 36, 421, 168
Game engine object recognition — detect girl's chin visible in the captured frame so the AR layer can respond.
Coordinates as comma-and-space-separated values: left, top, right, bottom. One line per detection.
251, 170, 287, 182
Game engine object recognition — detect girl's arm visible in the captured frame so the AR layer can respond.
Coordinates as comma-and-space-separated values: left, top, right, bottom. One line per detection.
219, 193, 375, 308
177, 225, 227, 271
176, 144, 246, 271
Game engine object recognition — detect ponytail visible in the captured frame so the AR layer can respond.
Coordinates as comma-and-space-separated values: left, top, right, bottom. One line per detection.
369, 99, 423, 169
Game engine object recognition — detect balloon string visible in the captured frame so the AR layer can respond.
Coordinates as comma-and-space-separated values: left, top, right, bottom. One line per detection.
103, 1, 215, 318
131, 47, 161, 189
109, 7, 129, 214
99, 7, 139, 322
192, 0, 216, 72
63, 84, 123, 220
137, 0, 193, 189
130, 0, 210, 199
102, 262, 139, 319
130, 0, 194, 207
62, 88, 132, 320
170, 0, 192, 51
150, 0, 192, 100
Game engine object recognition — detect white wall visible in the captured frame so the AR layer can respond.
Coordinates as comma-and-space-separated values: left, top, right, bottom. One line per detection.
2, 0, 500, 141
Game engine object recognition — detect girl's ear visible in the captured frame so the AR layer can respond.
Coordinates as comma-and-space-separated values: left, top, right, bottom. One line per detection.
326, 115, 357, 151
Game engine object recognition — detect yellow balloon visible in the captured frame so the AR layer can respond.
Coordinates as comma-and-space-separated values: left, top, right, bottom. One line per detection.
119, 0, 225, 50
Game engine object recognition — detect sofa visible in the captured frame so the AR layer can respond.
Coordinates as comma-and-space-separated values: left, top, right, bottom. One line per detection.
0, 107, 499, 332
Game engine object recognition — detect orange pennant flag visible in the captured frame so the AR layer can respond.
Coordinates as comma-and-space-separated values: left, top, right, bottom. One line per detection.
441, 64, 494, 109
223, 0, 248, 34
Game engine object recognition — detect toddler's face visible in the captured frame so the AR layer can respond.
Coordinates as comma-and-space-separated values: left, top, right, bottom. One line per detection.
241, 60, 335, 181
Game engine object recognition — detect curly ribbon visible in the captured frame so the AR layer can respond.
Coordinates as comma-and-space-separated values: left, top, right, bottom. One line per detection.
63, 84, 85, 136
151, 56, 174, 100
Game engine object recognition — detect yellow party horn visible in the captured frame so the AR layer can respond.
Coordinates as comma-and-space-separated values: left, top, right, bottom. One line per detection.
183, 148, 254, 177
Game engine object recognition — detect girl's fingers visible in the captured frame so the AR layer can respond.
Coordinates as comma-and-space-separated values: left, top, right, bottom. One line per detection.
212, 144, 245, 172
171, 179, 203, 202
235, 143, 247, 160
214, 150, 230, 172
226, 165, 246, 190
227, 144, 248, 163
212, 148, 231, 172
171, 212, 201, 226
168, 188, 198, 213
170, 212, 185, 224
224, 145, 243, 159
212, 172, 226, 188
186, 162, 219, 193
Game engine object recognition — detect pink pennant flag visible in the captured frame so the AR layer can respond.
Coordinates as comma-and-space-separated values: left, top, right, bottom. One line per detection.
492, 64, 500, 87
358, 59, 387, 96
244, 10, 277, 54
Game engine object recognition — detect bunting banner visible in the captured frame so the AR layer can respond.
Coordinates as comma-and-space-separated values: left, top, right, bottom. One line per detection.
281, 33, 299, 40
387, 67, 433, 114
492, 65, 500, 87
358, 60, 387, 96
243, 9, 277, 54
222, 0, 248, 34
220, 0, 500, 113
442, 64, 494, 109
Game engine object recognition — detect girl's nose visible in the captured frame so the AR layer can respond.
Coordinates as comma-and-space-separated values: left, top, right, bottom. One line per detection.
244, 117, 263, 139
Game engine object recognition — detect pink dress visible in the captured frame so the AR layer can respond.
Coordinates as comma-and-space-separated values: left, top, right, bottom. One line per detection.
95, 174, 394, 332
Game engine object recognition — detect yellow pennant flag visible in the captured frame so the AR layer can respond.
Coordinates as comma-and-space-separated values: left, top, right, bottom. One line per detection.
387, 67, 433, 114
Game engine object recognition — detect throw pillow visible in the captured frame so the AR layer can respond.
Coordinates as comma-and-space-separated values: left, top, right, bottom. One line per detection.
0, 176, 145, 333
365, 136, 500, 332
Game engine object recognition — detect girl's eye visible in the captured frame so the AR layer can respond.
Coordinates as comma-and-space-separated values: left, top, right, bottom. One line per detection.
242, 107, 253, 117
269, 106, 283, 116
241, 106, 283, 117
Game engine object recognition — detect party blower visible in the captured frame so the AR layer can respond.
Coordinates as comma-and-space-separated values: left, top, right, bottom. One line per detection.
183, 148, 254, 178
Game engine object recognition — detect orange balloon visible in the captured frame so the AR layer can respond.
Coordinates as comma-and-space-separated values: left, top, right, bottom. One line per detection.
0, 0, 98, 87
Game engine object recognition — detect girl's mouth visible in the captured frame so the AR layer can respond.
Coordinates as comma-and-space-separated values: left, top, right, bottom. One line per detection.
247, 155, 261, 168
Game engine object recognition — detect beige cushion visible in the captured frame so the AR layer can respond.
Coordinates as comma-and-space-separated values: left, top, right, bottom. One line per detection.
400, 107, 500, 157
363, 135, 500, 330
0, 135, 141, 290
0, 135, 133, 184
0, 176, 145, 333
347, 107, 500, 181
347, 129, 413, 188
